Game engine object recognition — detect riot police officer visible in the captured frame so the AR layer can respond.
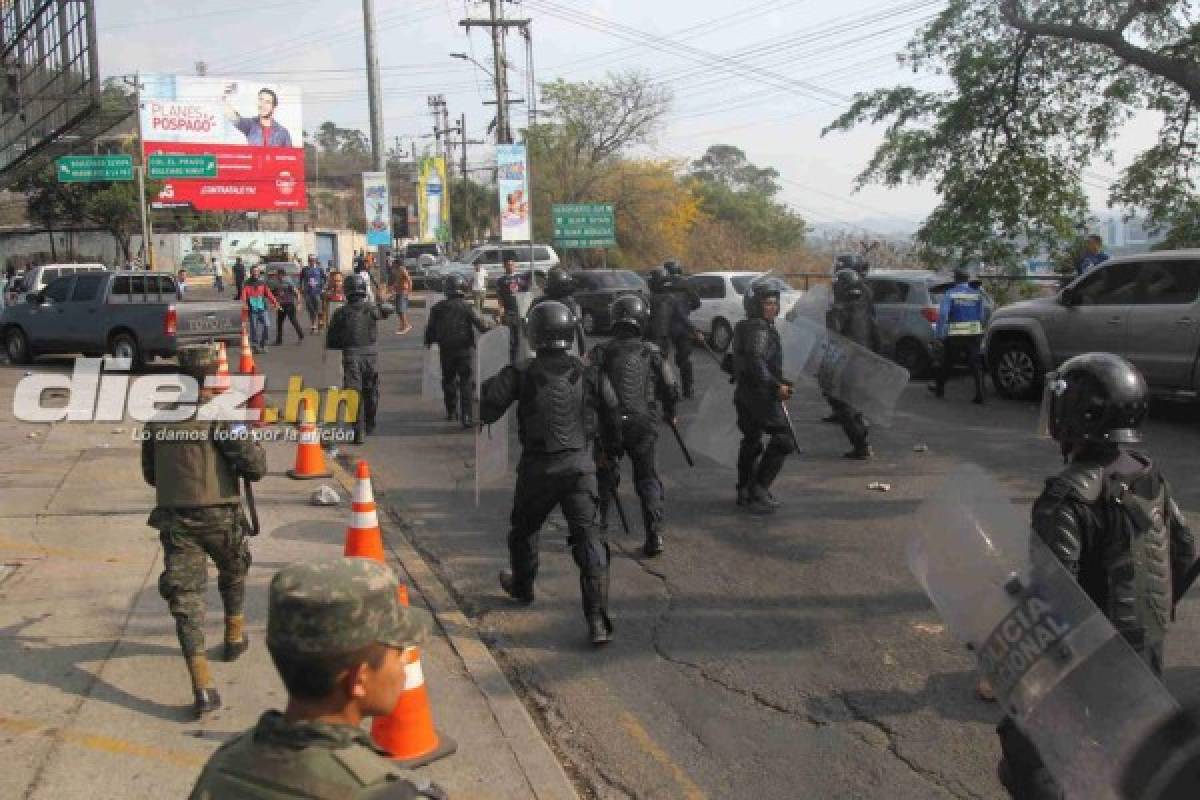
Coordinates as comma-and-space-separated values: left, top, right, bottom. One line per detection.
480, 301, 623, 645
325, 274, 393, 444
141, 344, 267, 718
590, 295, 680, 557
425, 273, 492, 427
826, 268, 881, 459
998, 353, 1196, 799
647, 266, 702, 398
731, 282, 795, 514
528, 267, 587, 354
930, 266, 988, 404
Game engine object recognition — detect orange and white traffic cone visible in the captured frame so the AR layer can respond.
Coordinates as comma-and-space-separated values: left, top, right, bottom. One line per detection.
212, 341, 231, 394
371, 582, 457, 767
238, 324, 268, 427
286, 398, 332, 480
343, 460, 385, 562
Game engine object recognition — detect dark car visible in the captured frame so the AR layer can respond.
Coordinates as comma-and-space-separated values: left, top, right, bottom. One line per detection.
569, 269, 647, 334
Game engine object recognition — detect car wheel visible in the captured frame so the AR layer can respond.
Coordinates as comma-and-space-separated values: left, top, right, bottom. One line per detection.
990, 337, 1042, 401
109, 331, 143, 371
4, 326, 32, 364
710, 318, 733, 352
894, 338, 931, 378
581, 310, 596, 335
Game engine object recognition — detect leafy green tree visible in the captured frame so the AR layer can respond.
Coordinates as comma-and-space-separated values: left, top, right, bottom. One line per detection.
450, 179, 494, 248
825, 1, 1200, 262
688, 145, 808, 252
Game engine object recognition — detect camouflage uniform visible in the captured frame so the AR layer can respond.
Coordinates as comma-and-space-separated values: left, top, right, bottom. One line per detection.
189, 559, 446, 800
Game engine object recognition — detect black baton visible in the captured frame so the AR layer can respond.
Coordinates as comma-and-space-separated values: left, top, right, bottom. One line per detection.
666, 417, 695, 467
780, 401, 802, 455
610, 486, 631, 536
242, 477, 261, 537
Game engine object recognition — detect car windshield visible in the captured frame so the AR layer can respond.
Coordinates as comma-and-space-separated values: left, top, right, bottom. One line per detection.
576, 271, 642, 289
730, 275, 789, 294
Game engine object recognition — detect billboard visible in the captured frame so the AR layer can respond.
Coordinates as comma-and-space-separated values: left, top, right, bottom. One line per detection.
418, 156, 448, 242
362, 172, 391, 246
139, 74, 306, 211
497, 145, 530, 242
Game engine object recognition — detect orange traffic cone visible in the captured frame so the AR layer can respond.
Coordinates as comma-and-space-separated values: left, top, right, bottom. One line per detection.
371, 581, 457, 767
343, 460, 385, 562
286, 398, 332, 480
212, 341, 231, 394
238, 324, 268, 427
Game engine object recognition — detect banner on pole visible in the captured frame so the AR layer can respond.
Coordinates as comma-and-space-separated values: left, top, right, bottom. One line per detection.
362, 171, 392, 246
417, 156, 448, 243
497, 144, 530, 242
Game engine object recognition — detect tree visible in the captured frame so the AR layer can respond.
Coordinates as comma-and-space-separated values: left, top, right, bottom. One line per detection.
450, 179, 495, 247
85, 182, 142, 261
690, 144, 781, 197
825, 1, 1200, 262
594, 159, 701, 267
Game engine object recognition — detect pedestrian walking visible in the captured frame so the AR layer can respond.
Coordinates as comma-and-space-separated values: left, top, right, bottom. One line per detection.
232, 257, 247, 300
481, 301, 624, 645
471, 262, 489, 314
141, 344, 266, 718
212, 257, 225, 294
322, 268, 345, 332
176, 269, 189, 297
242, 265, 279, 353
590, 294, 679, 557
390, 258, 413, 334
300, 256, 325, 333
495, 257, 522, 363
730, 281, 796, 514
929, 267, 988, 404
268, 267, 305, 345
997, 353, 1196, 799
325, 274, 393, 444
826, 268, 880, 459
187, 558, 447, 800
425, 273, 491, 426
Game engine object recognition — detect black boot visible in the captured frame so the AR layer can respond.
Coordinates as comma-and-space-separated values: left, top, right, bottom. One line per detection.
745, 484, 777, 514
223, 635, 249, 662
736, 485, 751, 506
643, 527, 664, 557
582, 573, 613, 646
588, 614, 613, 645
843, 445, 873, 460
192, 687, 221, 718
498, 570, 535, 605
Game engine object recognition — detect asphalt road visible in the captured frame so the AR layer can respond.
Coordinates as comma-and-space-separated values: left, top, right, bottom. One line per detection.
130, 296, 1200, 799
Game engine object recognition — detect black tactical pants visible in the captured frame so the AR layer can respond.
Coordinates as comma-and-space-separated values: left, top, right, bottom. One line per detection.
735, 399, 795, 491
827, 395, 868, 450
996, 639, 1164, 800
596, 418, 664, 537
342, 353, 380, 438
507, 458, 609, 623
275, 303, 305, 344
439, 346, 474, 421
506, 318, 520, 363
157, 508, 252, 657
937, 335, 984, 399
670, 334, 695, 396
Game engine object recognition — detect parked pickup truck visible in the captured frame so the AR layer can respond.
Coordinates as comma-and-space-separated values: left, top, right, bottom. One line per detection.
984, 249, 1200, 400
1, 270, 244, 369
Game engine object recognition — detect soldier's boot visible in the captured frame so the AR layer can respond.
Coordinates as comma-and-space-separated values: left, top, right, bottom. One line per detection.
498, 570, 535, 605
843, 446, 873, 460
641, 504, 664, 558
186, 655, 221, 718
581, 574, 613, 646
746, 484, 777, 515
223, 614, 249, 662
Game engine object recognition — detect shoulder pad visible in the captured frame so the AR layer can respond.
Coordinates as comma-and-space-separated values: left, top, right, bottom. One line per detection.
332, 743, 400, 787
1048, 462, 1106, 504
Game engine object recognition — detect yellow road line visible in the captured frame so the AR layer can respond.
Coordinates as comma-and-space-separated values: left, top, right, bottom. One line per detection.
0, 713, 208, 768
619, 711, 707, 800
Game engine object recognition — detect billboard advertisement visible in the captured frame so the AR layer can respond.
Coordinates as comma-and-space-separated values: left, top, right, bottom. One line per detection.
497, 144, 530, 242
362, 172, 391, 246
417, 156, 448, 242
139, 73, 307, 211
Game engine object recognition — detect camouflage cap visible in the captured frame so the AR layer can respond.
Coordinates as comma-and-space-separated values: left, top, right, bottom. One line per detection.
267, 558, 430, 654
176, 343, 220, 381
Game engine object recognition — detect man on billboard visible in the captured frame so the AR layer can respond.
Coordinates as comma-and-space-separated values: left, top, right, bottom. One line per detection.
223, 86, 293, 147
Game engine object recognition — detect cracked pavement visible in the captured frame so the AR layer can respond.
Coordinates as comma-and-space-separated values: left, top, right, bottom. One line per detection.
257, 308, 1200, 799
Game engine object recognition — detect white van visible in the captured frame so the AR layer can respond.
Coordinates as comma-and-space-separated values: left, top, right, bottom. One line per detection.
11, 263, 108, 299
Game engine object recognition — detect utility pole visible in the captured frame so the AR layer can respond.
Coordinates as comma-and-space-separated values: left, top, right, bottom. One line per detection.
126, 73, 152, 269
362, 0, 389, 265
460, 3, 529, 145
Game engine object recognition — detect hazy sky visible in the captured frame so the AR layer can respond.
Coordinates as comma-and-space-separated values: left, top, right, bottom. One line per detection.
97, 0, 1159, 234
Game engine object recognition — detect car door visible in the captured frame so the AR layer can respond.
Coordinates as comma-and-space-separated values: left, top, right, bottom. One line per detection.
1051, 261, 1139, 364
63, 272, 107, 350
26, 275, 75, 351
1123, 259, 1200, 388
686, 275, 726, 331
866, 278, 907, 354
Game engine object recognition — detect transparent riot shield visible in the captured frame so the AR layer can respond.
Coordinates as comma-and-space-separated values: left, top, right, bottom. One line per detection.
776, 317, 909, 425
784, 283, 832, 325
474, 326, 511, 506
421, 344, 442, 402
908, 465, 1180, 800
515, 290, 537, 361
684, 378, 741, 469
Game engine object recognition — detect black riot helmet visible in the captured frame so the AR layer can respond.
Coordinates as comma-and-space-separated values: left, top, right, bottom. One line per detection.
1042, 353, 1148, 447
953, 266, 971, 284
345, 273, 369, 300
663, 260, 683, 278
544, 267, 576, 299
647, 267, 671, 292
833, 268, 866, 303
610, 294, 651, 336
443, 273, 468, 298
743, 279, 781, 319
527, 300, 577, 352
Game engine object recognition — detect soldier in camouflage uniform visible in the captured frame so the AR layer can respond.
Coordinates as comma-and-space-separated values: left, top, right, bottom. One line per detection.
189, 558, 447, 800
141, 343, 267, 718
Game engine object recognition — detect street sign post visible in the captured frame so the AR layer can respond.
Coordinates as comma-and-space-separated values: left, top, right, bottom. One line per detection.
55, 155, 134, 183
147, 153, 218, 179
553, 203, 616, 249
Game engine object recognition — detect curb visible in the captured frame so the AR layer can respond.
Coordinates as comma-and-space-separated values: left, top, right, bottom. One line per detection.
327, 458, 580, 800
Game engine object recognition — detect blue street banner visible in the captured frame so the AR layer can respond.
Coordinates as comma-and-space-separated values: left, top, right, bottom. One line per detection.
362, 171, 392, 246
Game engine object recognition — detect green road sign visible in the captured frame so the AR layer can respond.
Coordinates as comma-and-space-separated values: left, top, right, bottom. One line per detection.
552, 203, 616, 249
147, 154, 218, 179
56, 155, 134, 183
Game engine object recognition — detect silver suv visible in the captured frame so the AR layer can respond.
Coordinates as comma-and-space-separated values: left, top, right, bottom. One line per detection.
985, 249, 1200, 400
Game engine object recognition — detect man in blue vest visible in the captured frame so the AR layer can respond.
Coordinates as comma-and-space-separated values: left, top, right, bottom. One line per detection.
930, 267, 988, 404
1076, 234, 1110, 276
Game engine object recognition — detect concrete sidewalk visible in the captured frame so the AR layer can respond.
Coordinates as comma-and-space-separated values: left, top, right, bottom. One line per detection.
0, 395, 577, 799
